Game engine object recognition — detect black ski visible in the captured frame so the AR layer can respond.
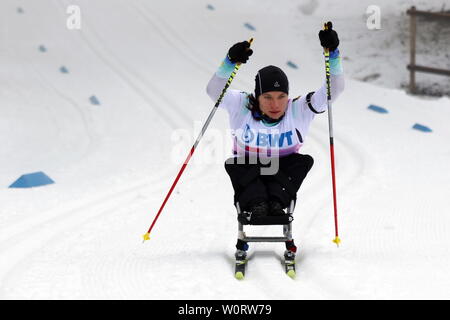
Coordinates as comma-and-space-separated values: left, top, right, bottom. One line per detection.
284, 250, 296, 278
235, 250, 247, 279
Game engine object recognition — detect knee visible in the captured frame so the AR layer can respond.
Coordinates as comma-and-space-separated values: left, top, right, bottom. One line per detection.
224, 157, 237, 173
287, 154, 314, 178
290, 153, 314, 170
303, 155, 314, 170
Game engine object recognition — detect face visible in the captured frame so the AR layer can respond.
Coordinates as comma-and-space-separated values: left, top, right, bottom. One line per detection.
258, 91, 289, 120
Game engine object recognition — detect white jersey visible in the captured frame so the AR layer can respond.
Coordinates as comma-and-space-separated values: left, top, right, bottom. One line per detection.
206, 55, 345, 158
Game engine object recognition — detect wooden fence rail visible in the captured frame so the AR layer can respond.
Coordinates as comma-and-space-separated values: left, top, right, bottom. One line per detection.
406, 6, 450, 94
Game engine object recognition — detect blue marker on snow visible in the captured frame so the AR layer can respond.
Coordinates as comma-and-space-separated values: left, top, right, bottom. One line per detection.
60, 66, 69, 74
287, 61, 298, 69
9, 172, 55, 188
244, 23, 256, 31
90, 95, 100, 105
412, 123, 432, 133
368, 104, 388, 114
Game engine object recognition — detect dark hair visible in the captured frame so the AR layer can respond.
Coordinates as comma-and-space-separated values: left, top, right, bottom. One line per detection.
247, 94, 262, 120
246, 93, 286, 123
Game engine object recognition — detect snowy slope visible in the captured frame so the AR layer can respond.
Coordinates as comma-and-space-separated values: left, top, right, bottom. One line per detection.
1, 0, 450, 299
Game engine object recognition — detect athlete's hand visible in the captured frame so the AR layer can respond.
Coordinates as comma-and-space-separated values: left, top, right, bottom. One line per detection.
319, 21, 339, 52
227, 40, 253, 64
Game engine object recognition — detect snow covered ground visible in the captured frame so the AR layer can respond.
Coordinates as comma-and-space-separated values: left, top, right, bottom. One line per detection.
1, 0, 450, 299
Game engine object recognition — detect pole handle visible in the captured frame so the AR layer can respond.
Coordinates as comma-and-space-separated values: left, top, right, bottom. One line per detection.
236, 38, 254, 66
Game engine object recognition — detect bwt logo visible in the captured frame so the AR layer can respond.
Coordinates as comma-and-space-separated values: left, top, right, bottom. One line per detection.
66, 5, 81, 30
242, 125, 294, 147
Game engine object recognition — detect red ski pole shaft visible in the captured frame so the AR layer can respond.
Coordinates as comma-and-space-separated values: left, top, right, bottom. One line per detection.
142, 38, 253, 242
329, 135, 340, 244
144, 147, 194, 241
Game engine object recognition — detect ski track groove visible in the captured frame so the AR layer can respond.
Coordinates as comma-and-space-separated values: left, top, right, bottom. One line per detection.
55, 0, 217, 182
0, 0, 183, 292
57, 0, 223, 190
132, 1, 249, 89
54, 0, 186, 130
0, 0, 180, 254
0, 0, 222, 297
28, 61, 96, 161
0, 179, 177, 298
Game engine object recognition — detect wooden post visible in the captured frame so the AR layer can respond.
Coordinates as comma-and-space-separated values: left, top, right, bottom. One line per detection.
406, 7, 450, 95
409, 6, 417, 94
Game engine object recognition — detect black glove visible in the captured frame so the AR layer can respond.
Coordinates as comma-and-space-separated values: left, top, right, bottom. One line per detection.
318, 21, 339, 51
227, 40, 253, 64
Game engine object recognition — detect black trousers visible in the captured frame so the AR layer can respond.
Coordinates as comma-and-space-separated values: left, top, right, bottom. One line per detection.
224, 153, 314, 210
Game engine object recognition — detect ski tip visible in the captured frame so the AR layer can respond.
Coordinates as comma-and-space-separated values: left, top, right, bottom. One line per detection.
287, 270, 296, 279
142, 233, 150, 242
235, 272, 245, 280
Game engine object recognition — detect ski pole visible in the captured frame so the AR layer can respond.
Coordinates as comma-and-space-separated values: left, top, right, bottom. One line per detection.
142, 38, 254, 243
323, 23, 341, 247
